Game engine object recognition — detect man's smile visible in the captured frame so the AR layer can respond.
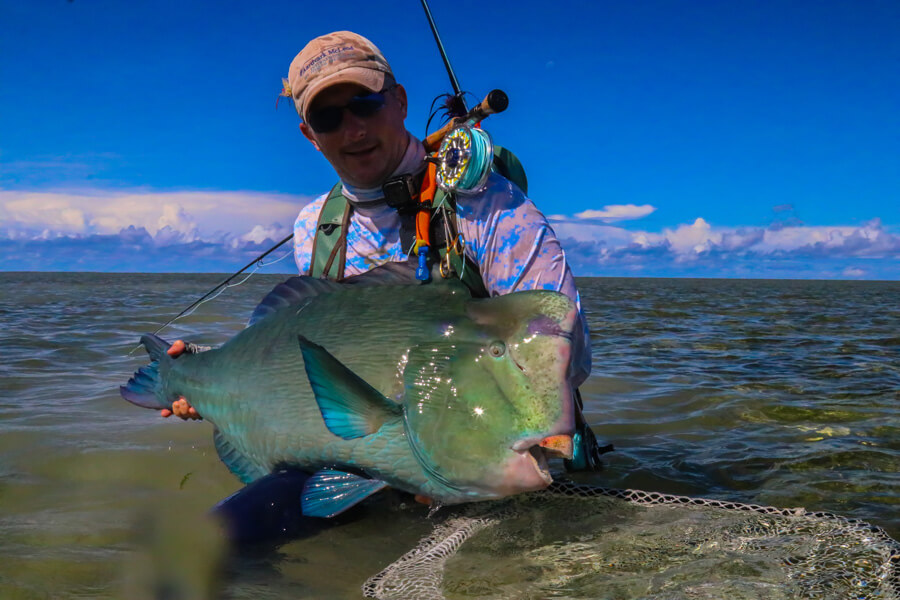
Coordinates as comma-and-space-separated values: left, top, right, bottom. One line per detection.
343, 144, 379, 158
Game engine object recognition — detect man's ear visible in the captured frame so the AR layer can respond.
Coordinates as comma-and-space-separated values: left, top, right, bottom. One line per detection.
394, 84, 408, 120
299, 123, 321, 152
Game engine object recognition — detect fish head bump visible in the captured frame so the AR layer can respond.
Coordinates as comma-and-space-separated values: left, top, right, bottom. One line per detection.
401, 290, 577, 501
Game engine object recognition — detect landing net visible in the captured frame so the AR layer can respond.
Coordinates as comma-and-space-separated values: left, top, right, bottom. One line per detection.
364, 481, 899, 600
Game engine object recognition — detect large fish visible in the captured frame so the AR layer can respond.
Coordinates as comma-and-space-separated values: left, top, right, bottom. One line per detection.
121, 264, 576, 517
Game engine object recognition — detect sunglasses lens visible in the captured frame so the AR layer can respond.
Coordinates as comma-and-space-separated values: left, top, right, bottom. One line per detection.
346, 92, 386, 117
307, 91, 388, 133
307, 106, 343, 134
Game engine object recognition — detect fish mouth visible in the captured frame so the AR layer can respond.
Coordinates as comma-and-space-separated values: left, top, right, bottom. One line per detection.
526, 446, 552, 485
511, 434, 574, 485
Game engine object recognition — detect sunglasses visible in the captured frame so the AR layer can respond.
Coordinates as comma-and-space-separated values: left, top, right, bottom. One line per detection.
306, 86, 396, 134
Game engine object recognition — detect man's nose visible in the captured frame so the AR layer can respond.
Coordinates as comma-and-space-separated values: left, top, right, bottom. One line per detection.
341, 109, 367, 139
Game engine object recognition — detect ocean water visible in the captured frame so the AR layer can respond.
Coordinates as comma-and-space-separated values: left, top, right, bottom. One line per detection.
0, 272, 897, 598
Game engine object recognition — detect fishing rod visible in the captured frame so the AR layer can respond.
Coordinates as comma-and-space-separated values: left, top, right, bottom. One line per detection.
420, 0, 467, 113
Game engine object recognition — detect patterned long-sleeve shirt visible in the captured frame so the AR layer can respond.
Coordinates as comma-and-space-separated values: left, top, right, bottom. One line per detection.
293, 171, 592, 386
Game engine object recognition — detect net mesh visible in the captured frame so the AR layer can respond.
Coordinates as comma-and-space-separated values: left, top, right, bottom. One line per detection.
364, 481, 899, 600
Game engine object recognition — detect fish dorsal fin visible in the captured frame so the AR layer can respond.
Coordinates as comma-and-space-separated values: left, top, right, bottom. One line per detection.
250, 263, 465, 326
248, 277, 343, 326
343, 261, 472, 293
298, 335, 402, 439
213, 428, 268, 484
248, 263, 422, 327
342, 261, 419, 287
301, 469, 388, 518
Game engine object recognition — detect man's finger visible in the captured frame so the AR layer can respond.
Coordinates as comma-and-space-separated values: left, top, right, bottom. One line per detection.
167, 339, 187, 357
160, 409, 173, 418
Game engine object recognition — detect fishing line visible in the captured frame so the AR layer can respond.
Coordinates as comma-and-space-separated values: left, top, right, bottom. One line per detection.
176, 245, 295, 320
439, 204, 454, 279
127, 238, 295, 355
452, 211, 469, 283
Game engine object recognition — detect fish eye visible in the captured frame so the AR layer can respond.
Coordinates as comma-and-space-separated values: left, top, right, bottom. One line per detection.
488, 341, 506, 358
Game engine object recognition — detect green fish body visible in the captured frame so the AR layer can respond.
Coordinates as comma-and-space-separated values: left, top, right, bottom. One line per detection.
122, 265, 577, 516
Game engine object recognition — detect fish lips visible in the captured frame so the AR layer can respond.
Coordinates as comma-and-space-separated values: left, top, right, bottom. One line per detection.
505, 428, 576, 492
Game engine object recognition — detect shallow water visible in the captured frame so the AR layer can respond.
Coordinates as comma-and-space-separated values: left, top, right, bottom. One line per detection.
0, 273, 897, 598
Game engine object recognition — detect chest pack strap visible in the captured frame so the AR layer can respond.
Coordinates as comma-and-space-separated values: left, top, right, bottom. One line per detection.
308, 181, 352, 280
309, 185, 487, 297
308, 145, 526, 296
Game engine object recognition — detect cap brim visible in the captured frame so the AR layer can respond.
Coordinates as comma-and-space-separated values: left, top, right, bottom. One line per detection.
300, 67, 387, 122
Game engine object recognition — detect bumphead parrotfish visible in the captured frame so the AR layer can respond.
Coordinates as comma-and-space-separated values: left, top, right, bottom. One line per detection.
121, 264, 576, 517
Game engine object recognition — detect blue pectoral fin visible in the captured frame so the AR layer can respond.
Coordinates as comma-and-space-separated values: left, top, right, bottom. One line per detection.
298, 336, 401, 439
301, 469, 388, 518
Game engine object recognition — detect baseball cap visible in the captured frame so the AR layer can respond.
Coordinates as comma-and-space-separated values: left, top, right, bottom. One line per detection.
285, 31, 394, 122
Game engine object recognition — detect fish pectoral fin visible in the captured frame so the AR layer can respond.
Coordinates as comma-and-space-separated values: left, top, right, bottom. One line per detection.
301, 469, 388, 518
298, 335, 402, 440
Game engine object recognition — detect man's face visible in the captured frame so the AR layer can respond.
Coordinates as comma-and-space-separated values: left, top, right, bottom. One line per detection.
300, 82, 409, 189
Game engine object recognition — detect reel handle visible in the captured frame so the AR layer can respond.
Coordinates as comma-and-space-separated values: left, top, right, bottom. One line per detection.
424, 89, 508, 152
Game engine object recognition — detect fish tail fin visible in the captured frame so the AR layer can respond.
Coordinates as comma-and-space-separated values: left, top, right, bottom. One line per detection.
140, 333, 171, 362
120, 334, 173, 410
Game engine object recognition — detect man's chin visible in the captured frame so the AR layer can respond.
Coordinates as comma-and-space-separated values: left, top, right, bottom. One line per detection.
338, 164, 391, 189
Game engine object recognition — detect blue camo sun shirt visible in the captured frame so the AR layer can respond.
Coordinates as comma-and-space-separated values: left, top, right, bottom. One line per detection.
292, 171, 592, 386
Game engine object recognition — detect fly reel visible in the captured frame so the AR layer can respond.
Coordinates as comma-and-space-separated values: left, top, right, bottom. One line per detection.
435, 124, 493, 195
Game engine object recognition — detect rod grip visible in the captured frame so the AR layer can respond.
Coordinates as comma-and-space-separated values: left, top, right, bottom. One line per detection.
476, 89, 508, 117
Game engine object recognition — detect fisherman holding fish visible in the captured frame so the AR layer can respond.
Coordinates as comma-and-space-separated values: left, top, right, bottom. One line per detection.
162, 31, 606, 473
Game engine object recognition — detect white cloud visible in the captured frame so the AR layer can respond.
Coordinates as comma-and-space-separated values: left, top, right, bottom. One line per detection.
157, 204, 197, 235
760, 225, 857, 252
240, 224, 291, 244
555, 216, 899, 261
2, 189, 897, 279
547, 204, 658, 244
549, 220, 634, 245
3, 195, 89, 233
573, 204, 656, 222
552, 213, 900, 278
0, 189, 311, 241
756, 220, 896, 257
662, 217, 719, 255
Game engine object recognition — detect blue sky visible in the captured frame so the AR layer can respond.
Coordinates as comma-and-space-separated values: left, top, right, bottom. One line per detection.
1, 0, 898, 278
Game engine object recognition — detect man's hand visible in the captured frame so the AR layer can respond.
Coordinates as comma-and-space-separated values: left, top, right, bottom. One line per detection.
161, 397, 202, 420
159, 340, 202, 420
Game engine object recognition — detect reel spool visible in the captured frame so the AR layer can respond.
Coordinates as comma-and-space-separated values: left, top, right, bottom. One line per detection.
435, 124, 493, 195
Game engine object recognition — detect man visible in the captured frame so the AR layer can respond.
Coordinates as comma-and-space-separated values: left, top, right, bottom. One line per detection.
165, 31, 603, 471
